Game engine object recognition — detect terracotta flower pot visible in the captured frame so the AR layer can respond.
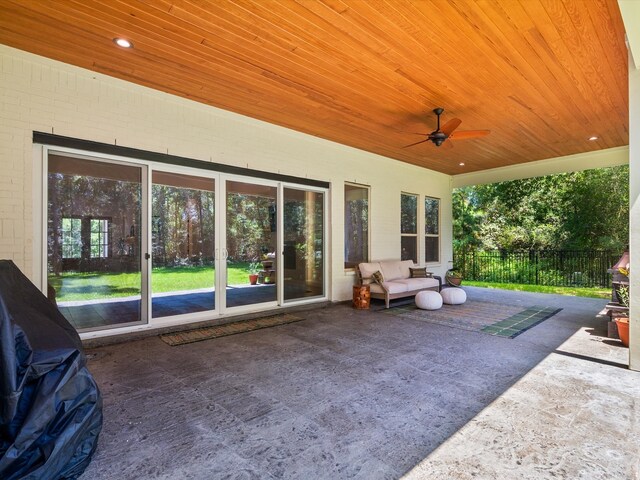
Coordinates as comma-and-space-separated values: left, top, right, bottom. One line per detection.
249, 274, 258, 285
616, 317, 630, 347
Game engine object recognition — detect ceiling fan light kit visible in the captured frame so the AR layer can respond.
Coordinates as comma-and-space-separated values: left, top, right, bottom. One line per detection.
403, 108, 490, 149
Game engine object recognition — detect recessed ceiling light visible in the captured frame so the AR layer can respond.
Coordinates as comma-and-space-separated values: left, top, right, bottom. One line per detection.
113, 38, 133, 48
459, 162, 465, 166
588, 136, 598, 141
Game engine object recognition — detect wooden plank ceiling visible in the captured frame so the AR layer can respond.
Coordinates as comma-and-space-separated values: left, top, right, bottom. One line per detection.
0, 0, 629, 175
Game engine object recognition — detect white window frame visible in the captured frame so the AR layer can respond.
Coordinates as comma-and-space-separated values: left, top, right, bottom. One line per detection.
61, 217, 82, 259
90, 218, 110, 258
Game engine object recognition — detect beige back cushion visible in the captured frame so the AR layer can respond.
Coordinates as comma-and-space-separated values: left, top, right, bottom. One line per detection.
358, 262, 382, 284
380, 260, 415, 281
399, 260, 415, 279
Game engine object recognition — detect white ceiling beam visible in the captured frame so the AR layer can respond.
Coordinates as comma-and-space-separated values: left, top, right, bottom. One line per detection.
452, 146, 628, 188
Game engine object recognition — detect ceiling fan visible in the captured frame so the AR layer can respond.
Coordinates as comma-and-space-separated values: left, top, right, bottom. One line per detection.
403, 108, 490, 148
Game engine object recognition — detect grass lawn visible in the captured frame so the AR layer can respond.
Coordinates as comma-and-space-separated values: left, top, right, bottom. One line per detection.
50, 267, 612, 302
49, 263, 254, 301
463, 280, 610, 299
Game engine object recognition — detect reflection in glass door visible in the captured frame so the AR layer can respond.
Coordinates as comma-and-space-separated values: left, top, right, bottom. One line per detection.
47, 154, 145, 330
225, 180, 277, 308
151, 172, 215, 318
283, 188, 324, 301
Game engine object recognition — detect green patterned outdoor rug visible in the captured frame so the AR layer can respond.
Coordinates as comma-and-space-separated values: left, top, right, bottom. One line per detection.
384, 300, 561, 339
159, 313, 304, 346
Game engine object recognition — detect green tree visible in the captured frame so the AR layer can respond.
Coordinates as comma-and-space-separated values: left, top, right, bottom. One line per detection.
453, 165, 628, 253
452, 187, 483, 253
559, 166, 628, 250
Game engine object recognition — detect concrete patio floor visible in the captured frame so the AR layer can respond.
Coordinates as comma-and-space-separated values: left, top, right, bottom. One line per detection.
81, 287, 639, 479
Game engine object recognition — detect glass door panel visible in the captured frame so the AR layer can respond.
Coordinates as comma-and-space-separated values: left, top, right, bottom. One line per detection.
225, 180, 277, 308
151, 172, 215, 318
283, 188, 324, 301
47, 154, 144, 330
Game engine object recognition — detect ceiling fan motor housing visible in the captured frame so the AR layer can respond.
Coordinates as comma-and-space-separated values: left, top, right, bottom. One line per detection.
430, 131, 447, 146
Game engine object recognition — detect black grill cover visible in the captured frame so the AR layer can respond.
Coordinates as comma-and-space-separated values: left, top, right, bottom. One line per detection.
0, 260, 102, 479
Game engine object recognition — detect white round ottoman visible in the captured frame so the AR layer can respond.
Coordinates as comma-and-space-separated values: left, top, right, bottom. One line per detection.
415, 290, 443, 310
440, 288, 467, 305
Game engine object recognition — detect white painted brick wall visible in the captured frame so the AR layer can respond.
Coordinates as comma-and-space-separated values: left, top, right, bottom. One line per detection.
0, 45, 453, 301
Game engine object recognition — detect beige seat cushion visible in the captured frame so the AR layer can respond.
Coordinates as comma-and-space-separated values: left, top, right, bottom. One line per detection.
370, 281, 409, 294
396, 278, 439, 290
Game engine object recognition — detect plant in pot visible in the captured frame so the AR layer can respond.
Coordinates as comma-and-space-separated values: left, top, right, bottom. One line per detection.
248, 262, 262, 286
445, 268, 463, 287
615, 282, 630, 348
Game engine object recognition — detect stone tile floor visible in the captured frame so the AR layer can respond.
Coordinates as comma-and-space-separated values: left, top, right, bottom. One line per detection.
81, 287, 639, 479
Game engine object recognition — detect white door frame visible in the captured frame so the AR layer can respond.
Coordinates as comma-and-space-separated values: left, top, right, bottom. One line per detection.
280, 183, 329, 305
41, 146, 150, 331
219, 173, 280, 315
37, 145, 330, 338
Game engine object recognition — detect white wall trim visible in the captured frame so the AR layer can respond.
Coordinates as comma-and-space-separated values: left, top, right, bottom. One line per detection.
452, 146, 629, 188
619, 0, 640, 69
627, 47, 640, 371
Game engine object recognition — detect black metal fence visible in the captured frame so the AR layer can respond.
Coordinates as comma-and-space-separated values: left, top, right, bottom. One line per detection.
454, 250, 620, 288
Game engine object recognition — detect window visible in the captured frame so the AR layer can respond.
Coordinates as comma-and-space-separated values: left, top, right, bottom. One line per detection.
61, 217, 110, 259
401, 193, 418, 262
61, 217, 81, 259
344, 183, 369, 269
425, 197, 440, 263
90, 218, 110, 258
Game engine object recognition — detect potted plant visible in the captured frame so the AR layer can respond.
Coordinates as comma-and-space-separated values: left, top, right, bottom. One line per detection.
615, 283, 630, 347
445, 268, 463, 287
248, 262, 262, 285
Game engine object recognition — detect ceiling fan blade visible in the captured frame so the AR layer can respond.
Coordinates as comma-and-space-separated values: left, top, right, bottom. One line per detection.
442, 139, 454, 149
440, 118, 462, 136
402, 138, 431, 148
450, 130, 491, 140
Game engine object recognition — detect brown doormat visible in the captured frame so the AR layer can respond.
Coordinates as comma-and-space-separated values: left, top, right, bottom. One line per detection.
159, 313, 304, 346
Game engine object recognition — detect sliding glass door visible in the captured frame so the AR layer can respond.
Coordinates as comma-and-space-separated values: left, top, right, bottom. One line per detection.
47, 154, 146, 330
283, 187, 325, 301
151, 171, 216, 318
224, 180, 278, 309
46, 152, 327, 332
